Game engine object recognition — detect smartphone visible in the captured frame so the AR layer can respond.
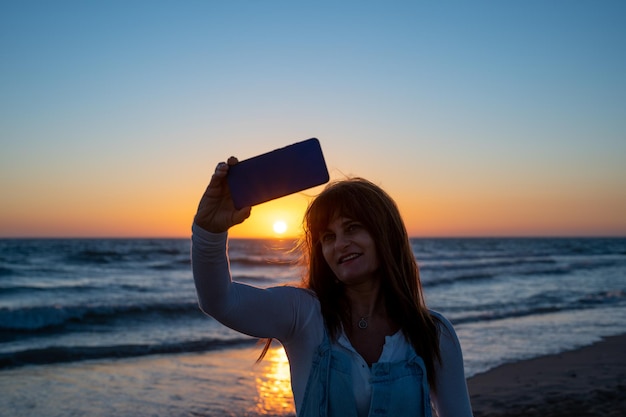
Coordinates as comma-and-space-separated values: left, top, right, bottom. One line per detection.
227, 138, 330, 209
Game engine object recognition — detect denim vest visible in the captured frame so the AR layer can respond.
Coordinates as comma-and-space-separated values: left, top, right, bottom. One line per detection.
298, 330, 432, 417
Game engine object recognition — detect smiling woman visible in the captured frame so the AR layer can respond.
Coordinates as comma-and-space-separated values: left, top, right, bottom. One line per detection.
192, 170, 474, 416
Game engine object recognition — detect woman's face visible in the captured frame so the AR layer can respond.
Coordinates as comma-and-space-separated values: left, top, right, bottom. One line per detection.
319, 215, 380, 287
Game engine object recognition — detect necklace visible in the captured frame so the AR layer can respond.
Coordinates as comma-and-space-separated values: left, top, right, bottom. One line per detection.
358, 316, 369, 329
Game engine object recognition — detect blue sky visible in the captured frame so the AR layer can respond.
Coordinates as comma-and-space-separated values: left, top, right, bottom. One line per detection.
1, 1, 625, 237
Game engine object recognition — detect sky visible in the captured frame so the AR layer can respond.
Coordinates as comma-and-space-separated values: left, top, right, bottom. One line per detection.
1, 0, 625, 238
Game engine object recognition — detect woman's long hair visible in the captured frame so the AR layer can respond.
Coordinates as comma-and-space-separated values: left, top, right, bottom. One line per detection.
301, 178, 441, 389
258, 178, 441, 389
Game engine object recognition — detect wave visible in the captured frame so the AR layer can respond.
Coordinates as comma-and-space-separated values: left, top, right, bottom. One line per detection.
149, 258, 191, 270
0, 337, 257, 370
0, 282, 106, 296
580, 289, 626, 305
421, 262, 573, 288
451, 305, 563, 325
64, 249, 188, 266
229, 256, 295, 267
422, 272, 495, 287
449, 289, 626, 326
421, 256, 555, 270
0, 266, 14, 276
65, 249, 125, 264
422, 255, 626, 288
0, 301, 201, 333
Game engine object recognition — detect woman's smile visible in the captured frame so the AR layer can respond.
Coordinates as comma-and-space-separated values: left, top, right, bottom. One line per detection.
338, 253, 362, 264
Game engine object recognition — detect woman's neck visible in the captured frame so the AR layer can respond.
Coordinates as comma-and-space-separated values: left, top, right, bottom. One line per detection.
344, 280, 384, 320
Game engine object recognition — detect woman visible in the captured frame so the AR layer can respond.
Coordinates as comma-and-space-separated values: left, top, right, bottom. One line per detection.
192, 157, 473, 417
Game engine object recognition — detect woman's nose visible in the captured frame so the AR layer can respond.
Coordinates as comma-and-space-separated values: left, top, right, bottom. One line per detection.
334, 232, 350, 249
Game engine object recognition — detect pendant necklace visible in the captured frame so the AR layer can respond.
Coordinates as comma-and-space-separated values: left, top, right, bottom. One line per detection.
358, 316, 369, 329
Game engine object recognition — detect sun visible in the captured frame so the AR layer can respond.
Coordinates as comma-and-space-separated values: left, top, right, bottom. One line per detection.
272, 220, 288, 235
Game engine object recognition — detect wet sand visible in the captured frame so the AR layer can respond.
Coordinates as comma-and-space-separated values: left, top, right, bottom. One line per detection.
467, 333, 626, 416
1, 335, 625, 416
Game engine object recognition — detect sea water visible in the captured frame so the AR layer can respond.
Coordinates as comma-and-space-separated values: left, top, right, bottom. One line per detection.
1, 237, 625, 416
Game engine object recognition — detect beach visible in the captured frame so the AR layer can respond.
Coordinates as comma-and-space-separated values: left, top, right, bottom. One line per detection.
1, 334, 624, 416
468, 333, 626, 417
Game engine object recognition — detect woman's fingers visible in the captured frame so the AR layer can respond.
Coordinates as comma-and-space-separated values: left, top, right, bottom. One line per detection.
231, 206, 252, 225
194, 158, 251, 233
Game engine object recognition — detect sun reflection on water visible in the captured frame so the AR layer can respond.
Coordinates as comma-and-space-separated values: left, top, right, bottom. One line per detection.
253, 345, 296, 416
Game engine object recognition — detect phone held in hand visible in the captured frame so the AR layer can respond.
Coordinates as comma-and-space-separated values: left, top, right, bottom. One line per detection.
227, 138, 330, 209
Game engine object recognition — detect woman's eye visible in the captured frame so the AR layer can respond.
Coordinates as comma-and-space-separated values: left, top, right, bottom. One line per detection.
346, 223, 361, 233
321, 233, 335, 243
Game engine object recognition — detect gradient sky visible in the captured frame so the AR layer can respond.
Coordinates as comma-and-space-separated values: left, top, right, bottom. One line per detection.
1, 0, 625, 238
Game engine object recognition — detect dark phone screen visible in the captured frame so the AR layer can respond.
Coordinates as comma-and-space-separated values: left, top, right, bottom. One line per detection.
227, 138, 330, 209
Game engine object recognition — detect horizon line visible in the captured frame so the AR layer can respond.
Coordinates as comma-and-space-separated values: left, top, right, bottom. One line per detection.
1, 234, 625, 240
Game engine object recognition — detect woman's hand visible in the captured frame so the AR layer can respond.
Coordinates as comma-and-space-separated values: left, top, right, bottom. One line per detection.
194, 157, 251, 233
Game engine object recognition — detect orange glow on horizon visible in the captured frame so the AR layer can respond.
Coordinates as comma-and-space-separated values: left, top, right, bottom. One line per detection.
1, 178, 624, 238
228, 193, 312, 239
398, 183, 626, 238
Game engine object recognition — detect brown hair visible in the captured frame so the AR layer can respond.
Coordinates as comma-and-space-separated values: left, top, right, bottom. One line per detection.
258, 178, 441, 388
300, 178, 441, 388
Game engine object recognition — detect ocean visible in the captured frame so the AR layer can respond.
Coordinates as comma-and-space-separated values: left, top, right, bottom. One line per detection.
1, 237, 625, 416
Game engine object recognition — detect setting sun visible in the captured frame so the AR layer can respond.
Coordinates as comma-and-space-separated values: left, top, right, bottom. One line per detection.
273, 220, 288, 235
227, 194, 312, 239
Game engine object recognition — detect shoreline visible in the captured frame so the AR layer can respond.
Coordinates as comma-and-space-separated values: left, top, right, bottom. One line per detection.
467, 333, 626, 416
1, 334, 625, 416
